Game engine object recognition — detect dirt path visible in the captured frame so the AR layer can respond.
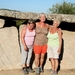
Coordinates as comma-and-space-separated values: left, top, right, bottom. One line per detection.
0, 69, 75, 75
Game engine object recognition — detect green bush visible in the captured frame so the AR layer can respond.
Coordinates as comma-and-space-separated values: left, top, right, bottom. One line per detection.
14, 19, 27, 27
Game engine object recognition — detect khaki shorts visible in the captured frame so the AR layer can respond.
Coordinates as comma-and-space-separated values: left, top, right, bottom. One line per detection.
47, 46, 59, 59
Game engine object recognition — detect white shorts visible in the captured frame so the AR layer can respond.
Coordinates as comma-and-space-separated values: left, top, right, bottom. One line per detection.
47, 46, 59, 59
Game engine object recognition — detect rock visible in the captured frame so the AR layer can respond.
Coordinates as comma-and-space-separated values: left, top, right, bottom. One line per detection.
0, 27, 21, 70
0, 9, 75, 22
60, 30, 75, 69
0, 19, 5, 28
19, 24, 26, 42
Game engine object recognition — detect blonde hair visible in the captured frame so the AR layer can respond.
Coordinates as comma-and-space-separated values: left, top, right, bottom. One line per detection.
53, 19, 61, 26
39, 13, 46, 18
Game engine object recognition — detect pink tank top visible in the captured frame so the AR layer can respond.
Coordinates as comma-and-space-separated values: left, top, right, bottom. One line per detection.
25, 28, 35, 45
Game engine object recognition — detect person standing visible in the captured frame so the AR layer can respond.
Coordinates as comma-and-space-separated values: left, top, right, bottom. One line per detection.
20, 19, 35, 74
34, 13, 50, 75
47, 20, 62, 75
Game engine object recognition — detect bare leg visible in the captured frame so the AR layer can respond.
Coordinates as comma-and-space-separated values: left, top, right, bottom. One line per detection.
54, 59, 58, 71
22, 64, 26, 68
39, 54, 45, 72
35, 54, 40, 75
40, 54, 45, 66
50, 58, 55, 71
35, 54, 40, 68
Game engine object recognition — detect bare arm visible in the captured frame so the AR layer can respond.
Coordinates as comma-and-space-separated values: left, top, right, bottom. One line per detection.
58, 28, 62, 54
46, 23, 51, 29
20, 25, 28, 50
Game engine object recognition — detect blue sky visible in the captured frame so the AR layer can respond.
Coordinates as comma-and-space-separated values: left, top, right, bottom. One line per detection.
0, 0, 75, 13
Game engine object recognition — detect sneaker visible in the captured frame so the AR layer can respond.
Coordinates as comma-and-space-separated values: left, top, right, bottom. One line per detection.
39, 66, 44, 73
52, 71, 58, 75
27, 67, 35, 73
36, 67, 40, 75
48, 69, 54, 73
22, 67, 28, 74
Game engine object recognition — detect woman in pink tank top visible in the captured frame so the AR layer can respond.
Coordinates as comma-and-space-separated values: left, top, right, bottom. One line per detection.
20, 19, 35, 74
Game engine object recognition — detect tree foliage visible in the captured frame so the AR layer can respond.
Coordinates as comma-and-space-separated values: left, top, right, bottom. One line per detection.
48, 1, 75, 14
14, 20, 26, 27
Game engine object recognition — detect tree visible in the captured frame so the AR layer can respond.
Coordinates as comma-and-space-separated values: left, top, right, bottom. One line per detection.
48, 1, 75, 14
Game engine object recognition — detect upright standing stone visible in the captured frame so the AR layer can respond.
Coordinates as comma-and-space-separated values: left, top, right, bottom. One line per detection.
0, 19, 5, 28
0, 27, 21, 71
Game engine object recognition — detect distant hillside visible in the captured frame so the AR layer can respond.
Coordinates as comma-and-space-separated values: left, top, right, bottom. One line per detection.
0, 8, 21, 12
